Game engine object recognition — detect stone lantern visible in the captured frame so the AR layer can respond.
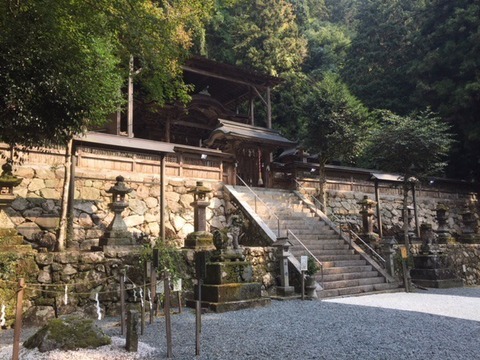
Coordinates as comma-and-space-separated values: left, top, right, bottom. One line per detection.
100, 175, 134, 247
183, 181, 215, 251
460, 207, 479, 244
435, 203, 450, 244
273, 237, 295, 297
357, 195, 378, 243
0, 162, 22, 208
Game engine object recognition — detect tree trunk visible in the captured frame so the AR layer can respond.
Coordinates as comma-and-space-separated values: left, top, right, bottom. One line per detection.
402, 183, 410, 248
318, 162, 327, 214
57, 138, 73, 252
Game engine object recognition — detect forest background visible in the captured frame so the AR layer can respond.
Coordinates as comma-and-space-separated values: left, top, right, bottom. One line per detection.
1, 0, 479, 183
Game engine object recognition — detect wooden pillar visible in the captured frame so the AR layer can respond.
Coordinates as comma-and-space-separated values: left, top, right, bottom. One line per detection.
128, 55, 134, 138
160, 155, 166, 241
412, 184, 420, 238
266, 87, 272, 129
374, 180, 383, 239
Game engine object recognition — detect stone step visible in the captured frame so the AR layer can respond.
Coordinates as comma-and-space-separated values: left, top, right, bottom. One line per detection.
294, 248, 355, 256
320, 270, 380, 282
293, 238, 346, 246
321, 277, 386, 290
322, 259, 367, 268
319, 283, 398, 299
322, 265, 373, 275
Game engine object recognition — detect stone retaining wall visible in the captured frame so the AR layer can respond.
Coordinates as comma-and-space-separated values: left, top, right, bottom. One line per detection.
325, 190, 477, 238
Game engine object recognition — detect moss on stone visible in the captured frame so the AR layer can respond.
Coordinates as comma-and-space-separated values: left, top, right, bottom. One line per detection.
24, 316, 111, 352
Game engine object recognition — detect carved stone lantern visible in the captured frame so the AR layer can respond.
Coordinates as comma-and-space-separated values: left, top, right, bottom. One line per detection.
0, 162, 23, 241
188, 181, 211, 233
183, 181, 215, 251
460, 207, 479, 244
435, 203, 450, 244
273, 237, 295, 297
0, 162, 22, 208
357, 195, 378, 243
101, 175, 134, 247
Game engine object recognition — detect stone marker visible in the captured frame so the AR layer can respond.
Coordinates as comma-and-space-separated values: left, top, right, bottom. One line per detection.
126, 309, 139, 352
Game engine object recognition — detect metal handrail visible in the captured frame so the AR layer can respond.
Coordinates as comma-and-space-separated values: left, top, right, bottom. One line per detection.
235, 175, 282, 237
287, 230, 324, 288
295, 179, 386, 268
348, 230, 386, 264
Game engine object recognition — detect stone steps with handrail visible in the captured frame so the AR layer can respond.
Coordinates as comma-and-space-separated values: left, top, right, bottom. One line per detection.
227, 182, 398, 298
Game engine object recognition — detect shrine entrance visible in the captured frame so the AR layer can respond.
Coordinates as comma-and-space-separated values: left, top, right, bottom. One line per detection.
204, 119, 296, 188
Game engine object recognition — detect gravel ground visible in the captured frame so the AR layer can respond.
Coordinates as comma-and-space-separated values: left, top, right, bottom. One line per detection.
1, 286, 479, 360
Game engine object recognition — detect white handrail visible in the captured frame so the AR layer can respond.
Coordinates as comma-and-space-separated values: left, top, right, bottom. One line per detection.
287, 230, 324, 288
235, 175, 282, 237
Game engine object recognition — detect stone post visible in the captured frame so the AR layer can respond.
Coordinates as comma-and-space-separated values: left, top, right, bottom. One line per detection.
357, 195, 378, 243
435, 204, 450, 244
273, 238, 295, 297
0, 162, 24, 246
125, 309, 139, 352
419, 223, 439, 255
381, 237, 397, 276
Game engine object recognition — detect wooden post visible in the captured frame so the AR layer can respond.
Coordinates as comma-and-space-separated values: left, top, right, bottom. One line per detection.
301, 271, 305, 301
164, 273, 173, 358
12, 278, 24, 360
195, 300, 201, 356
128, 55, 134, 138
149, 262, 156, 324
412, 184, 420, 238
120, 272, 126, 335
160, 155, 166, 241
374, 180, 383, 239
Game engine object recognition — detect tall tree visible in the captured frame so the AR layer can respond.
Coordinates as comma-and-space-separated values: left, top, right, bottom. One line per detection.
410, 0, 480, 181
206, 0, 307, 76
300, 72, 369, 203
341, 0, 423, 115
0, 0, 213, 148
361, 109, 453, 248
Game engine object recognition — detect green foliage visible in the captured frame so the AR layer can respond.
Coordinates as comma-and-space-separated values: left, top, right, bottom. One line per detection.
140, 238, 186, 282
0, 0, 213, 148
300, 72, 369, 166
306, 256, 320, 276
361, 109, 454, 179
206, 0, 307, 76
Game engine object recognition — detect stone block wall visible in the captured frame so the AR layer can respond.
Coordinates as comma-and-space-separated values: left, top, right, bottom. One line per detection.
325, 189, 477, 238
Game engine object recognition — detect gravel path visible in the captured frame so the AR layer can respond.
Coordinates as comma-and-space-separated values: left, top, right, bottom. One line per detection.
1, 286, 479, 359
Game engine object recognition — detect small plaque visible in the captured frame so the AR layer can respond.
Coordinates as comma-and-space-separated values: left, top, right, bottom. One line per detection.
399, 246, 408, 259
300, 256, 308, 272
156, 281, 164, 294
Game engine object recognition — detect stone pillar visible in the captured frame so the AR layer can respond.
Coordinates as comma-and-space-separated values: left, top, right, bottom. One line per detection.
419, 223, 439, 255
0, 162, 24, 246
435, 204, 450, 244
357, 195, 378, 243
273, 238, 295, 297
381, 237, 397, 276
125, 310, 139, 352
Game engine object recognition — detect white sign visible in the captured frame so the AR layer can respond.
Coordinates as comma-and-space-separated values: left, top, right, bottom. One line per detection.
156, 281, 165, 294
300, 256, 308, 272
172, 278, 182, 292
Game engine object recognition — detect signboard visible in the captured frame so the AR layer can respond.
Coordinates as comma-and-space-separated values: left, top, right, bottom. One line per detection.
300, 256, 308, 272
399, 246, 408, 259
156, 281, 164, 294
172, 278, 182, 292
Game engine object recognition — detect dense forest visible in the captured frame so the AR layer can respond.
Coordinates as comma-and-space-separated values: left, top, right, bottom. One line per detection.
1, 0, 478, 182
202, 0, 480, 182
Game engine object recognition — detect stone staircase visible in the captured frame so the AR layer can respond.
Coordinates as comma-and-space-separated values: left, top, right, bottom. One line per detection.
228, 186, 397, 298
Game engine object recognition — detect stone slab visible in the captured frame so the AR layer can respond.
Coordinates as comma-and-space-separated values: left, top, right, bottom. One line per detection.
205, 261, 253, 284
200, 283, 262, 303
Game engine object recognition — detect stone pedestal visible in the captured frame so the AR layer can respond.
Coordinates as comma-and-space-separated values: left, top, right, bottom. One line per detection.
410, 254, 463, 288
188, 261, 270, 313
184, 231, 215, 251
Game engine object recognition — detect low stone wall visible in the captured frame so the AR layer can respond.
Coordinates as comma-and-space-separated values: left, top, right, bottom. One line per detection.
243, 247, 277, 295
7, 162, 227, 251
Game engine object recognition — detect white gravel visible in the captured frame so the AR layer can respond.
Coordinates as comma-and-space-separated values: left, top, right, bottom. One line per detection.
1, 286, 479, 360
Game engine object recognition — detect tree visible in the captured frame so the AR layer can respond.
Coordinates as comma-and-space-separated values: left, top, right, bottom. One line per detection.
361, 109, 453, 249
341, 0, 423, 115
0, 0, 212, 251
206, 0, 307, 76
409, 0, 480, 181
300, 72, 369, 203
0, 0, 213, 148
